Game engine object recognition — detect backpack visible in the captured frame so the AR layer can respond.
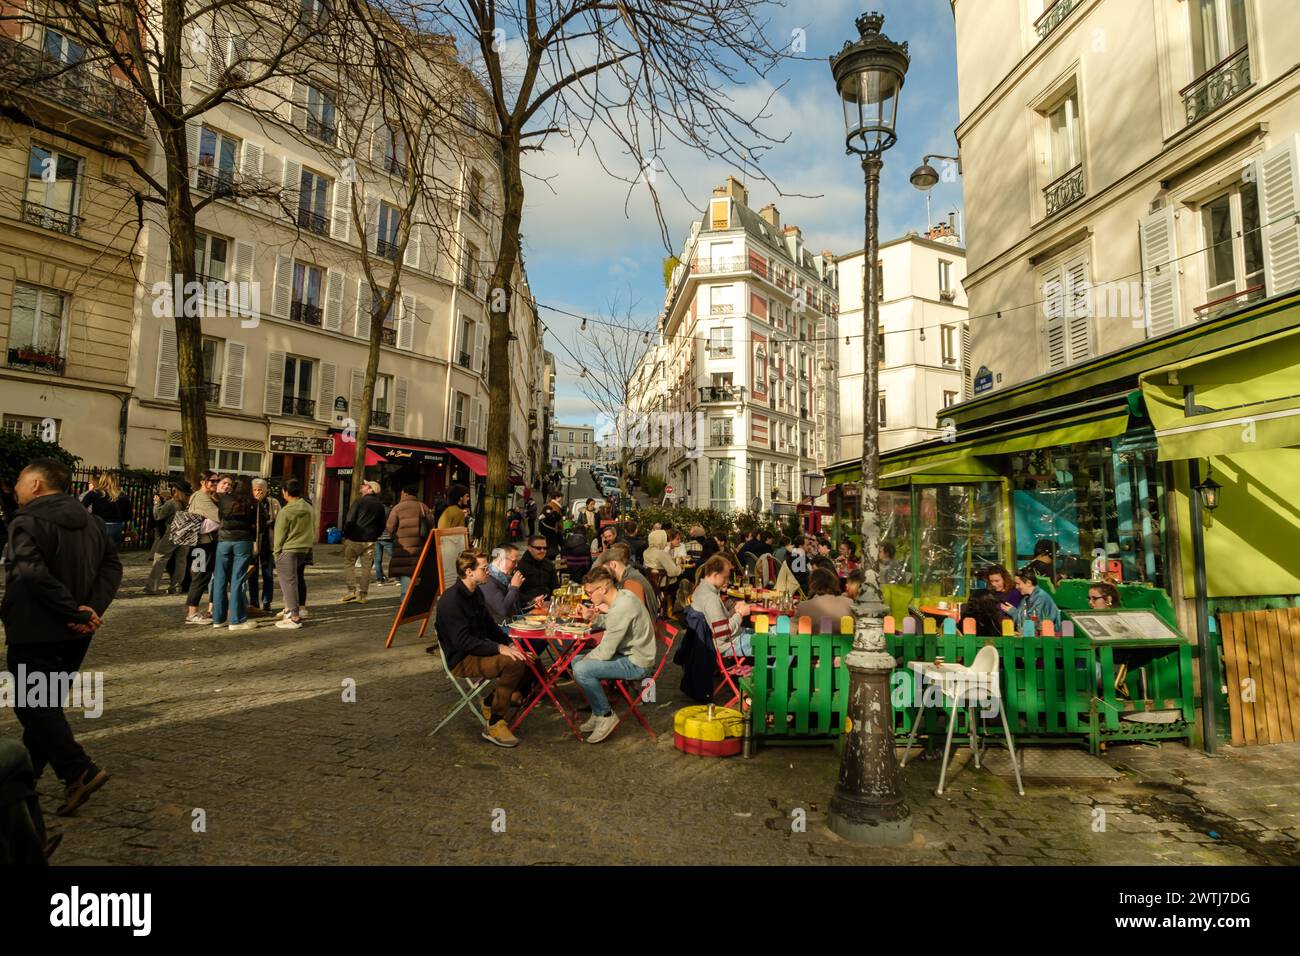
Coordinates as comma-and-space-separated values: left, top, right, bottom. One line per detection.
168, 510, 205, 548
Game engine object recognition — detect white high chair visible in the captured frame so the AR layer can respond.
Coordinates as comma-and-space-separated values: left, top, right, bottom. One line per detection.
899, 644, 1024, 796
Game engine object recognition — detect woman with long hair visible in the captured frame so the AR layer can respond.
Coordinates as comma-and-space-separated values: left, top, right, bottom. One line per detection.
212, 478, 257, 630
82, 471, 131, 548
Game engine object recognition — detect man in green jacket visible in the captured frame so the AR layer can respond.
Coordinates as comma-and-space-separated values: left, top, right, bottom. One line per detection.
273, 478, 315, 629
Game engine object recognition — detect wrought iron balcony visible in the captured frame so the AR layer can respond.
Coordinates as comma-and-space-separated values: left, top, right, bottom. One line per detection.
385, 156, 407, 178
380, 325, 397, 346
461, 273, 477, 294
707, 343, 734, 357
1035, 0, 1077, 41
282, 395, 317, 418
196, 167, 237, 198
468, 198, 482, 219
7, 347, 65, 375
456, 350, 473, 369
698, 385, 742, 403
203, 380, 222, 404
290, 301, 323, 326
0, 36, 146, 134
709, 433, 733, 447
297, 207, 329, 236
453, 425, 467, 442
376, 238, 400, 261
1181, 46, 1250, 127
371, 409, 391, 428
709, 303, 734, 315
306, 115, 337, 146
21, 201, 80, 236
1043, 164, 1085, 217
691, 256, 745, 274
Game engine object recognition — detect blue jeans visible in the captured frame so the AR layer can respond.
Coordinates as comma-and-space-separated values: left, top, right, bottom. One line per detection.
572, 654, 648, 716
720, 629, 754, 658
212, 540, 253, 625
398, 575, 411, 599
247, 546, 274, 610
373, 539, 393, 581
103, 521, 123, 549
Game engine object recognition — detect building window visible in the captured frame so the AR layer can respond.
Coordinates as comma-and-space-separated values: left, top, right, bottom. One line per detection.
1200, 182, 1264, 317
291, 261, 325, 325
282, 356, 316, 417
941, 324, 959, 367
377, 202, 401, 260
3, 414, 59, 442
373, 374, 392, 425
1043, 88, 1085, 215
381, 125, 407, 176
461, 241, 479, 293
457, 318, 475, 368
876, 326, 885, 367
708, 326, 734, 357
938, 259, 953, 296
7, 283, 67, 375
943, 390, 959, 408
194, 232, 230, 282
42, 28, 86, 65
468, 170, 483, 219
201, 337, 223, 404
305, 83, 337, 145
197, 127, 240, 195
1184, 0, 1250, 125
298, 0, 331, 33
24, 145, 82, 235
169, 445, 262, 477
297, 168, 331, 235
370, 291, 397, 344
878, 393, 887, 428
709, 285, 734, 315
453, 392, 469, 442
875, 262, 884, 301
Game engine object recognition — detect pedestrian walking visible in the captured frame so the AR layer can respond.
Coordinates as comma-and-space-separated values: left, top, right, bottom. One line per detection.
373, 490, 395, 585
1, 458, 121, 816
340, 480, 385, 604
386, 484, 432, 599
273, 478, 314, 629
437, 484, 470, 529
184, 471, 221, 625
246, 478, 279, 613
211, 478, 256, 630
144, 480, 191, 594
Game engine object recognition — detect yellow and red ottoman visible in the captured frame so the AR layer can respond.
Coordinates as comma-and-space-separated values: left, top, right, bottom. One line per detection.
673, 705, 744, 757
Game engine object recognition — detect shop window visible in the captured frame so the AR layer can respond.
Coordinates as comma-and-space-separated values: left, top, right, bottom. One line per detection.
916, 483, 1004, 601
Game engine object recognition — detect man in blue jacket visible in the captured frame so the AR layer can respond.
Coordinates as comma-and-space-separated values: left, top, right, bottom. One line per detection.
1, 458, 121, 816
435, 550, 528, 748
1009, 566, 1062, 633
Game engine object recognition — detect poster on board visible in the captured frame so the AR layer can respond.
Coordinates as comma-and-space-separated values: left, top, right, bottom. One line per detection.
385, 527, 470, 648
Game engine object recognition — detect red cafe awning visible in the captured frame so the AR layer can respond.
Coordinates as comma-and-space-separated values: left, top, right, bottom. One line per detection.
325, 435, 385, 469
446, 446, 488, 477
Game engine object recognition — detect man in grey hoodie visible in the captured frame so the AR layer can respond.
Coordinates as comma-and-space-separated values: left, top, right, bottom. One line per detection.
573, 565, 656, 744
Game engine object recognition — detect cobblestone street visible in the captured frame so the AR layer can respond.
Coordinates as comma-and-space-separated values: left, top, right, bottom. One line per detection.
3, 549, 1298, 866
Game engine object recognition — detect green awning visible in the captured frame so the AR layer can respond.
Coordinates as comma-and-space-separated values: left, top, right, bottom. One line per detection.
880, 454, 999, 488
971, 409, 1130, 456
1140, 325, 1300, 461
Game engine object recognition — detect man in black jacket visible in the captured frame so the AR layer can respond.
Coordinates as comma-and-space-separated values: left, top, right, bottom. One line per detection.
435, 550, 528, 748
516, 534, 559, 606
1, 459, 121, 816
340, 480, 386, 604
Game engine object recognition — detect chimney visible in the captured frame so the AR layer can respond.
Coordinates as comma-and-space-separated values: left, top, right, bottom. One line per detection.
713, 175, 748, 207
759, 203, 780, 229
782, 225, 802, 239
820, 249, 835, 261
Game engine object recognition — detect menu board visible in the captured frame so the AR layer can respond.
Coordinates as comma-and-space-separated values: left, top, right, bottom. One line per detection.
1068, 609, 1185, 643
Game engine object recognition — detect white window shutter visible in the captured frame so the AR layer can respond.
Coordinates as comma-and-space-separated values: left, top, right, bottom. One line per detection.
368, 121, 384, 165
317, 361, 336, 422
470, 398, 482, 447
398, 294, 415, 350
1140, 207, 1180, 338
330, 180, 351, 242
1064, 254, 1093, 364
961, 324, 972, 398
1258, 135, 1300, 298
479, 320, 489, 376
365, 195, 380, 253
206, 28, 230, 85
264, 350, 285, 415
186, 120, 202, 188
155, 326, 179, 399
470, 317, 482, 371
291, 81, 307, 132
281, 157, 301, 218
272, 254, 293, 318
394, 376, 408, 434
324, 269, 344, 331
350, 368, 365, 417
239, 142, 263, 208
231, 240, 255, 285
354, 277, 371, 339
403, 223, 421, 269
1042, 265, 1067, 371
221, 341, 246, 409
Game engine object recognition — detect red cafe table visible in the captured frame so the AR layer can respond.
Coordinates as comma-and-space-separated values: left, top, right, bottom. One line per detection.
506, 622, 599, 741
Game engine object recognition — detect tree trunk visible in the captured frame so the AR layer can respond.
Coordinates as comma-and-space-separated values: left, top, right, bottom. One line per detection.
349, 291, 392, 502
481, 135, 525, 547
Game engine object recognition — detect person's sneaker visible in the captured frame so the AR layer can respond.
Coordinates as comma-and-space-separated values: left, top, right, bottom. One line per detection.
298, 608, 309, 619
275, 618, 303, 629
211, 622, 226, 629
579, 713, 603, 733
481, 700, 492, 723
227, 621, 255, 631
340, 594, 358, 604
56, 765, 109, 817
584, 714, 619, 744
481, 720, 519, 748
355, 596, 368, 604
184, 615, 208, 625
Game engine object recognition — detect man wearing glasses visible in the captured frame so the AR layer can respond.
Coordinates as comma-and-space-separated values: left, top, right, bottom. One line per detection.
572, 565, 656, 744
516, 535, 558, 607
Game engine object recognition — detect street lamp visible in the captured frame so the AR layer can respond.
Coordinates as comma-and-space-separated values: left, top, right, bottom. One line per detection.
1194, 464, 1222, 512
828, 10, 912, 846
910, 153, 961, 231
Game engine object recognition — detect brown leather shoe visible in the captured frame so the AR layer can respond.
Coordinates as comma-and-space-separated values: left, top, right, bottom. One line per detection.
57, 766, 109, 817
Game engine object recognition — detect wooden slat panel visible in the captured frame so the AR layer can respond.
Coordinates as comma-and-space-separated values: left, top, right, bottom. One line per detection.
1254, 611, 1284, 744
1229, 614, 1257, 746
1222, 613, 1242, 749
1245, 612, 1276, 744
1285, 609, 1300, 741
1264, 611, 1295, 742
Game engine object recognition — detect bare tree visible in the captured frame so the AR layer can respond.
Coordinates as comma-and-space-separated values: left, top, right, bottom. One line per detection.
392, 0, 792, 546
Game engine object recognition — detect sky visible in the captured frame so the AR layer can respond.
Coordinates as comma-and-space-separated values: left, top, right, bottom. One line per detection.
516, 0, 965, 433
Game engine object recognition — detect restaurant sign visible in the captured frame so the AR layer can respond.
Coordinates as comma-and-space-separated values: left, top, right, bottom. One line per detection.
269, 435, 335, 455
377, 444, 446, 466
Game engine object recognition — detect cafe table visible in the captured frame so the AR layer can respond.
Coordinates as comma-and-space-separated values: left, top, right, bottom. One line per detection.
505, 618, 599, 740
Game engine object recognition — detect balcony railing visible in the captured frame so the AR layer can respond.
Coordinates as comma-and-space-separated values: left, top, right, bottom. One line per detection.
461, 273, 477, 294
1181, 46, 1251, 127
0, 36, 146, 133
376, 238, 400, 261
709, 433, 733, 447
203, 380, 222, 404
1043, 163, 1085, 217
691, 256, 746, 274
385, 156, 407, 178
305, 115, 337, 146
381, 325, 397, 346
1034, 0, 1077, 41
196, 167, 237, 198
453, 425, 467, 442
1193, 283, 1266, 322
21, 201, 80, 236
456, 350, 473, 369
7, 347, 65, 375
282, 395, 317, 418
297, 207, 329, 236
290, 301, 323, 326
699, 385, 742, 403
709, 303, 734, 315
707, 343, 734, 357
371, 409, 391, 428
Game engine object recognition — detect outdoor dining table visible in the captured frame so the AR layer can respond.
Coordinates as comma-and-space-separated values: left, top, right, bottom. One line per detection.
505, 620, 600, 741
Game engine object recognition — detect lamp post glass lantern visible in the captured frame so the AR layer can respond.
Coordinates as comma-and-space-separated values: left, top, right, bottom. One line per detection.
827, 11, 913, 846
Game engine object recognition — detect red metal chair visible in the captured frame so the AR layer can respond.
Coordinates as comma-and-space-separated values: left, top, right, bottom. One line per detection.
710, 614, 753, 709
610, 619, 680, 738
